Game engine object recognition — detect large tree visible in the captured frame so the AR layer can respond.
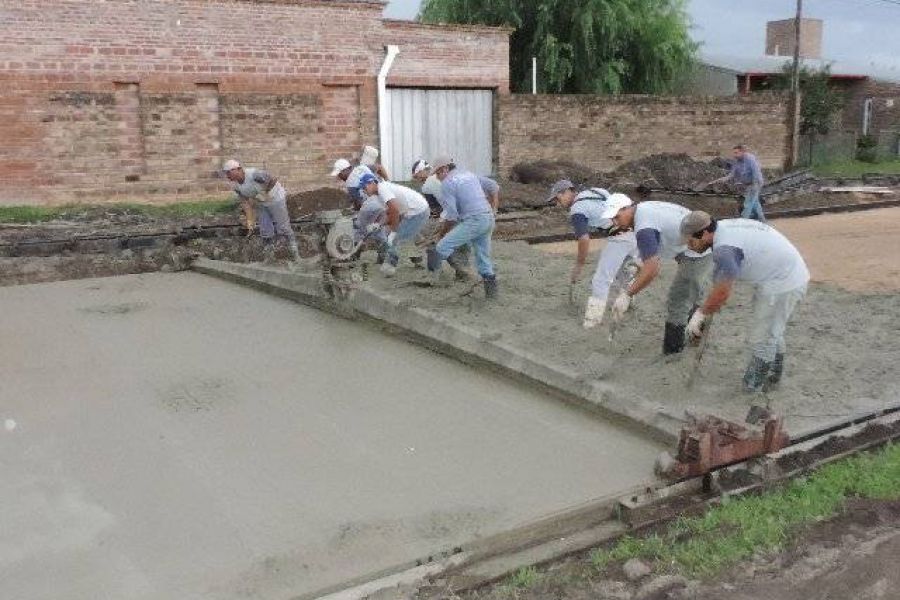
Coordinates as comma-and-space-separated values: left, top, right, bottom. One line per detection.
419, 0, 697, 94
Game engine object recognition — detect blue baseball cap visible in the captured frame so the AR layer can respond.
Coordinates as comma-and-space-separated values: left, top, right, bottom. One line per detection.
358, 172, 379, 188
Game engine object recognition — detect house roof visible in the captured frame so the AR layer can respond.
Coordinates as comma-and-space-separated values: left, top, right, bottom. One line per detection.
700, 53, 900, 83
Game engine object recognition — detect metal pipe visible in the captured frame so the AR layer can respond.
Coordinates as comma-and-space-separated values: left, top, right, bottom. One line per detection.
377, 45, 401, 176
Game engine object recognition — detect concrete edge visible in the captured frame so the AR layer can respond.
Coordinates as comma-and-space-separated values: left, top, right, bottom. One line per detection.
192, 258, 682, 445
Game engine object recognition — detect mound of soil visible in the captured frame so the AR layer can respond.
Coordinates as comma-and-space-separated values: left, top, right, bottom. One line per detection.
510, 160, 599, 186
604, 153, 727, 190
286, 186, 348, 216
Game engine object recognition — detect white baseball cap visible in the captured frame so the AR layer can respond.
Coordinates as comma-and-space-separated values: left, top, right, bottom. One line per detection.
222, 159, 241, 172
600, 193, 634, 220
360, 145, 379, 167
330, 158, 352, 177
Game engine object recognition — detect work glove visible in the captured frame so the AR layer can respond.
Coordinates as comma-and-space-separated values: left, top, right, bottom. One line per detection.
386, 231, 397, 247
687, 309, 707, 340
611, 291, 631, 322
582, 296, 607, 329
365, 223, 381, 235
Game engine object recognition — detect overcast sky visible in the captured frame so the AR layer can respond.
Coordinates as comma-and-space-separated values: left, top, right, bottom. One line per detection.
383, 0, 900, 70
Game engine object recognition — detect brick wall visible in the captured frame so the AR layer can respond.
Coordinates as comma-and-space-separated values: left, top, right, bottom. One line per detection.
844, 79, 900, 138
498, 94, 792, 177
765, 18, 823, 60
0, 0, 510, 205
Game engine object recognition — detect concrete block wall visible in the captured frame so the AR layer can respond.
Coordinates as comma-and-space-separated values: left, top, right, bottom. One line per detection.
0, 0, 510, 206
497, 93, 792, 176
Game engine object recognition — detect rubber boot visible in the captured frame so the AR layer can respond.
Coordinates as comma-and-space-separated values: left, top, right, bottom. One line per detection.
582, 296, 607, 330
663, 322, 686, 355
446, 252, 473, 281
426, 247, 443, 272
767, 353, 785, 388
482, 274, 498, 300
742, 356, 772, 393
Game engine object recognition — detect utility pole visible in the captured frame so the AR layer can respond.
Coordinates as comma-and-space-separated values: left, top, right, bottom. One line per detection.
788, 0, 803, 169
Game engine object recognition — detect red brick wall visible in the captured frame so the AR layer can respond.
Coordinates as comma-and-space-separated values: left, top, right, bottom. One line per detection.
843, 79, 900, 138
0, 0, 510, 205
498, 93, 792, 176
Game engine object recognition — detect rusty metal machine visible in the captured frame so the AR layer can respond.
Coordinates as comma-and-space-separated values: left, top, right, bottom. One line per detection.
655, 413, 790, 480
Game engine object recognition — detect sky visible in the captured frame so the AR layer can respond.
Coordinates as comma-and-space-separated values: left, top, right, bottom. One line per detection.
383, 0, 900, 71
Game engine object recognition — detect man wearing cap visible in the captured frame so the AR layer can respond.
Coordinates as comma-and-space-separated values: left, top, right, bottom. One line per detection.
223, 159, 301, 264
681, 212, 809, 393
703, 144, 766, 222
549, 180, 640, 329
601, 196, 712, 354
427, 155, 498, 299
357, 173, 430, 277
330, 146, 390, 211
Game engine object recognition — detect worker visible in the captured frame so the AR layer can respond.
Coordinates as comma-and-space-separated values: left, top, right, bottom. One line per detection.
413, 158, 500, 215
548, 179, 640, 329
600, 195, 712, 354
680, 211, 809, 393
223, 159, 300, 264
330, 146, 390, 211
357, 173, 430, 277
427, 155, 498, 299
704, 144, 766, 222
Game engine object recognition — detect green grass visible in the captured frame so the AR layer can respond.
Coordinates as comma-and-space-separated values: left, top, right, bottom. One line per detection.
505, 566, 541, 589
811, 159, 900, 178
0, 199, 235, 224
590, 443, 900, 578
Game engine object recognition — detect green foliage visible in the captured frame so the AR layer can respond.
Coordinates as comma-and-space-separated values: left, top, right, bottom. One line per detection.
0, 199, 234, 224
775, 65, 845, 135
419, 0, 697, 94
590, 443, 900, 578
506, 565, 540, 589
856, 135, 880, 163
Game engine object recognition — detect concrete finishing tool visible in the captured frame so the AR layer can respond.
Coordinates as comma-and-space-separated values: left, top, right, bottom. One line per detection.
311, 210, 371, 300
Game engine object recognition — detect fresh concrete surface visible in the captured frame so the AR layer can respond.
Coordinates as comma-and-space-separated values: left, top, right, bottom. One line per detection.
0, 273, 662, 600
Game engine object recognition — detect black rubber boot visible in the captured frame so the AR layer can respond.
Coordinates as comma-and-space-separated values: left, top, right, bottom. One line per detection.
742, 356, 772, 393
663, 322, 686, 355
426, 247, 443, 272
446, 253, 473, 281
767, 353, 785, 388
482, 274, 498, 300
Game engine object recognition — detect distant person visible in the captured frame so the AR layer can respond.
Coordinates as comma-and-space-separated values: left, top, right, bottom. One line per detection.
223, 159, 300, 265
548, 179, 640, 329
704, 144, 766, 222
681, 212, 809, 395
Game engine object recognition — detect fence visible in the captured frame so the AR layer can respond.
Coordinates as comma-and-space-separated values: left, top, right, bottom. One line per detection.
797, 132, 857, 167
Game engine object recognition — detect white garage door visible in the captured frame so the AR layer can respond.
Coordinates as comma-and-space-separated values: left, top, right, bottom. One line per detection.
383, 88, 494, 179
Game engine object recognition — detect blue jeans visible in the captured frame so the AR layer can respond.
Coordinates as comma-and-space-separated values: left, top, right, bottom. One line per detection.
387, 211, 428, 265
741, 187, 766, 222
436, 213, 495, 277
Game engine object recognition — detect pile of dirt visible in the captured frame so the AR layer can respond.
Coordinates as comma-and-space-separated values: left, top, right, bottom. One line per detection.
603, 153, 727, 191
510, 160, 599, 186
286, 186, 348, 216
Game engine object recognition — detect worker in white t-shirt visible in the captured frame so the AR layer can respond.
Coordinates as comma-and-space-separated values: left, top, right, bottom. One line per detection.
681, 211, 809, 394
357, 173, 430, 277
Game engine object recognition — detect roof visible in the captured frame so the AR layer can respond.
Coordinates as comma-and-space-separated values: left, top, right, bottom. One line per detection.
700, 53, 900, 84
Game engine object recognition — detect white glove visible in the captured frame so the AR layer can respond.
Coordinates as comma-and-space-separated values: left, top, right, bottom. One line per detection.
386, 231, 397, 246
687, 309, 707, 340
611, 291, 631, 322
365, 223, 381, 234
583, 296, 607, 329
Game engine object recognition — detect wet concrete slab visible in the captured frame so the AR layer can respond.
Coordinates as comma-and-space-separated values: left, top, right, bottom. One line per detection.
0, 273, 662, 600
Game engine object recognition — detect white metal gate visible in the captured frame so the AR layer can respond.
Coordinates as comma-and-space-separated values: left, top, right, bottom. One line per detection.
383, 88, 494, 179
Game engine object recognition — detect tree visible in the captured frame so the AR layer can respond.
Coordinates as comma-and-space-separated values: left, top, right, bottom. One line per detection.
775, 64, 844, 135
419, 0, 697, 94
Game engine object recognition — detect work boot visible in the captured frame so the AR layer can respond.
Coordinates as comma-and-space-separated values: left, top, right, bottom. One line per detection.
409, 255, 424, 268
426, 247, 443, 272
663, 322, 686, 355
446, 252, 473, 281
767, 353, 785, 388
742, 356, 772, 393
482, 274, 498, 300
583, 296, 607, 329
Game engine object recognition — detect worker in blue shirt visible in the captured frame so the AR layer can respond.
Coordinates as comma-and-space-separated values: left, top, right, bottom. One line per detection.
705, 144, 766, 222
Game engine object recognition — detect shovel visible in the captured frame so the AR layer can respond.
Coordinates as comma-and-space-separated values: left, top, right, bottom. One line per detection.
685, 315, 714, 390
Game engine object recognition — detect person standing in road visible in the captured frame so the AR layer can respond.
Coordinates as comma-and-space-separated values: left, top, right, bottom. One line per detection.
680, 211, 809, 394
223, 159, 300, 265
704, 144, 766, 222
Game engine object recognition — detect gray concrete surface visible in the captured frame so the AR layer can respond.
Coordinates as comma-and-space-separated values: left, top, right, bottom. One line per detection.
0, 273, 662, 600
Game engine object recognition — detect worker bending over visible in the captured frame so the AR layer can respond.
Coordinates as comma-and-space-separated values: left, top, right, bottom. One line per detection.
330, 146, 390, 211
548, 180, 640, 329
357, 173, 430, 277
427, 155, 498, 299
681, 212, 809, 393
601, 196, 712, 355
223, 159, 300, 265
